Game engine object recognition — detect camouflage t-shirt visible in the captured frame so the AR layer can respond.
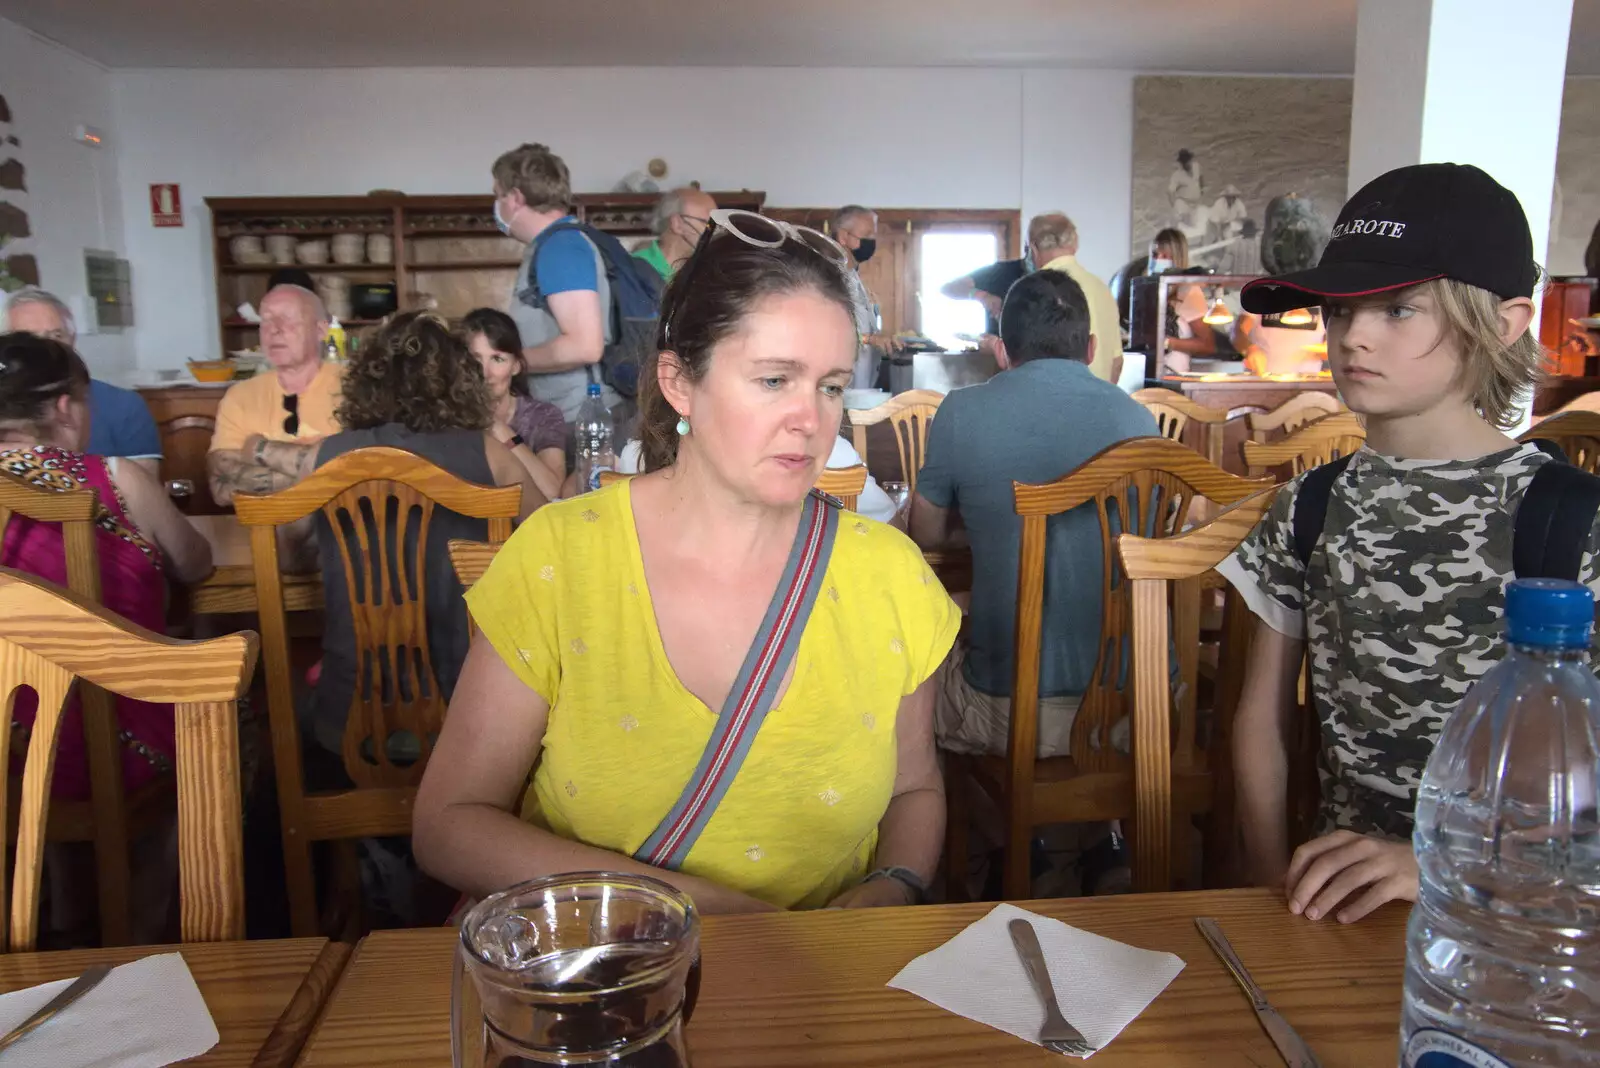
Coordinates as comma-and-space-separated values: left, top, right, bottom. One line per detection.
1216, 443, 1600, 841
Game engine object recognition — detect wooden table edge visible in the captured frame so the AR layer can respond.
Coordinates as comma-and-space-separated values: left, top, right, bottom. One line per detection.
252, 939, 355, 1068
290, 939, 378, 1067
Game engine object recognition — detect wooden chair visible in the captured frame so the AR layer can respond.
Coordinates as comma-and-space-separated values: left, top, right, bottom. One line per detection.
848, 390, 943, 495
1241, 411, 1366, 479
448, 538, 499, 589
1246, 393, 1343, 443
943, 437, 1272, 901
1538, 391, 1600, 421
813, 465, 868, 510
1520, 410, 1600, 474
1115, 489, 1278, 891
0, 567, 257, 949
1131, 388, 1229, 467
234, 446, 522, 937
0, 474, 146, 947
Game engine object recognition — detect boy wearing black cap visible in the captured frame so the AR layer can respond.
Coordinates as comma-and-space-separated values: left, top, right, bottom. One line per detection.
1217, 163, 1596, 924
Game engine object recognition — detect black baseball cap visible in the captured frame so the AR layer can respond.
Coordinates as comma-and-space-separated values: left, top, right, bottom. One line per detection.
1241, 163, 1537, 314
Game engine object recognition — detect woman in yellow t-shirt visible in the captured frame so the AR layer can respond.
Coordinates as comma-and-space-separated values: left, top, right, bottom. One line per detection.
415, 211, 960, 914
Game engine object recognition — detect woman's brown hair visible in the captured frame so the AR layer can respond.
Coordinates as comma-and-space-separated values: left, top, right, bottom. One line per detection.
0, 332, 89, 434
461, 307, 529, 398
337, 312, 492, 433
638, 225, 857, 472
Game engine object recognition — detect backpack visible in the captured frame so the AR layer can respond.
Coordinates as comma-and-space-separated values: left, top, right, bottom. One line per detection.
524, 220, 663, 400
1291, 440, 1600, 581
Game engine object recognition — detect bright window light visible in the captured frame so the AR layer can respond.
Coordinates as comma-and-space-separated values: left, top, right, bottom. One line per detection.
919, 231, 998, 350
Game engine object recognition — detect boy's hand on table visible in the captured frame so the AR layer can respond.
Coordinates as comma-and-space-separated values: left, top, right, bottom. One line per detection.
1285, 830, 1418, 924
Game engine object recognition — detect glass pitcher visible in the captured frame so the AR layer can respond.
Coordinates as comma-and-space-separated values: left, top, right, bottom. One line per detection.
453, 872, 700, 1067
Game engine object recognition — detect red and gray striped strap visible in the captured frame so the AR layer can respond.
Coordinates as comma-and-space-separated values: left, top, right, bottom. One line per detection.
634, 489, 840, 871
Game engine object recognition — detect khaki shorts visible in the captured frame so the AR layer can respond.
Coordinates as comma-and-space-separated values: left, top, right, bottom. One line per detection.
934, 644, 1082, 759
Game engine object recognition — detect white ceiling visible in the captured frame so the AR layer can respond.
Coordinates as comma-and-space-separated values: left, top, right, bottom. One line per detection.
3, 0, 1599, 73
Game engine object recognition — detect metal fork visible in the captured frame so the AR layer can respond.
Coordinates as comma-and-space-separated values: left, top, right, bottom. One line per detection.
1007, 918, 1098, 1057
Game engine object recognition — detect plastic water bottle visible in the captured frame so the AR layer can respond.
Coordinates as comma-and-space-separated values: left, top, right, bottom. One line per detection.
573, 382, 614, 493
1402, 578, 1600, 1067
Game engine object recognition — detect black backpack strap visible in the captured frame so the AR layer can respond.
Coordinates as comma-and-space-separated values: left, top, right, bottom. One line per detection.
521, 222, 563, 312
1513, 457, 1600, 581
1291, 455, 1355, 569
1526, 437, 1570, 463
523, 220, 626, 341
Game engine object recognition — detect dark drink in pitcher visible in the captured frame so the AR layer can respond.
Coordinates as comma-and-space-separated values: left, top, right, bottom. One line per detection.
454, 873, 699, 1068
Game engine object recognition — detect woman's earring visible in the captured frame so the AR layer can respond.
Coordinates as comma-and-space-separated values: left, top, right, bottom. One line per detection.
676, 415, 691, 436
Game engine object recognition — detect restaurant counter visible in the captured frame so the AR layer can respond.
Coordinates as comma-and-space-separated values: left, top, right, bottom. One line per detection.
911, 349, 998, 394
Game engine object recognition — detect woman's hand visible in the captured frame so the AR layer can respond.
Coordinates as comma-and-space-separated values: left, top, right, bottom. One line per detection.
826, 877, 914, 910
490, 421, 517, 445
1285, 830, 1419, 924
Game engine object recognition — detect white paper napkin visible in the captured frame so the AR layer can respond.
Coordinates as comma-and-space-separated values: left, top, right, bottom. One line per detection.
0, 952, 219, 1068
887, 903, 1185, 1058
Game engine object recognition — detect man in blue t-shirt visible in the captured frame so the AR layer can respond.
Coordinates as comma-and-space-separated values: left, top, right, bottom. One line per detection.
909, 270, 1157, 760
491, 143, 617, 423
2, 287, 162, 472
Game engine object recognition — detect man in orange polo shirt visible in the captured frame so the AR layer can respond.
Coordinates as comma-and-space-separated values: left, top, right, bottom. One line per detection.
207, 285, 343, 505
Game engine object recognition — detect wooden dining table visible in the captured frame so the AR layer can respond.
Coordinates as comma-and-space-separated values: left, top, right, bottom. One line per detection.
296, 887, 1406, 1066
188, 513, 323, 615
0, 937, 342, 1067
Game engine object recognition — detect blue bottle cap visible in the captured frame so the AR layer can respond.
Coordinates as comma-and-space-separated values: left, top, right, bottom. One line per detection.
1505, 578, 1596, 649
587, 383, 602, 396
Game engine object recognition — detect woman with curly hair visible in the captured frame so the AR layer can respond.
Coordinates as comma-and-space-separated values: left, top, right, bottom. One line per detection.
272, 311, 542, 767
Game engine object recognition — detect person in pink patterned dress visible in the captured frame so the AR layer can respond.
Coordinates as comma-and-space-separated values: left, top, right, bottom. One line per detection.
0, 332, 213, 799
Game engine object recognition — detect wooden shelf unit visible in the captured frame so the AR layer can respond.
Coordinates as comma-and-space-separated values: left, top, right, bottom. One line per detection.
218, 263, 398, 275
206, 190, 766, 358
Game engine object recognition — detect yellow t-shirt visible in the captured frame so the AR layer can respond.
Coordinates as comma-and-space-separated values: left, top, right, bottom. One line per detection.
208, 360, 343, 452
464, 481, 961, 909
1042, 254, 1124, 383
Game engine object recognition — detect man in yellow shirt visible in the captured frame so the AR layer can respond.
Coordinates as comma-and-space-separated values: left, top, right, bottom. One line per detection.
1029, 213, 1124, 383
207, 285, 342, 504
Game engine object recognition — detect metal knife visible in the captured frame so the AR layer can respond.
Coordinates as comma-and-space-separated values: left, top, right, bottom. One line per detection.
1195, 917, 1322, 1068
0, 963, 113, 1054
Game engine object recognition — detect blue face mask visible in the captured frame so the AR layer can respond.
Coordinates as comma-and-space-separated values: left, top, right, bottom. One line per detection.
493, 198, 514, 236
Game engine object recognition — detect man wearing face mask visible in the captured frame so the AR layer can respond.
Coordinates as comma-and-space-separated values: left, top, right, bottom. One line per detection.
633, 187, 716, 281
833, 204, 883, 388
492, 142, 620, 422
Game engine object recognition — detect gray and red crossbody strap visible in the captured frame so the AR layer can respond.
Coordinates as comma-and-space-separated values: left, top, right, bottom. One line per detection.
634, 489, 841, 871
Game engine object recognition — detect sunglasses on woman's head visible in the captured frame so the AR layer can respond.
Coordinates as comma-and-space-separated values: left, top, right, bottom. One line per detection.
661, 209, 852, 348
282, 393, 300, 436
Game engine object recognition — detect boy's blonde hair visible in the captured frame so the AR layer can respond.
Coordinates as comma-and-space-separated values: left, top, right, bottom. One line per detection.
1425, 277, 1544, 430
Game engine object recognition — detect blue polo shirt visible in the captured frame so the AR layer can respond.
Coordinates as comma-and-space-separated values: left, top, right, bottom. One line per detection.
87, 379, 162, 461
916, 359, 1157, 697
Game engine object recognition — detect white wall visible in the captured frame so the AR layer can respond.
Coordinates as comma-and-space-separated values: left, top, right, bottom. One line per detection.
110, 65, 1139, 371
0, 16, 132, 377
1020, 69, 1136, 282
1416, 0, 1571, 271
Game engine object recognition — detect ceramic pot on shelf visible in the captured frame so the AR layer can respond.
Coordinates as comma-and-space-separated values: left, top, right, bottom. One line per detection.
367, 233, 394, 265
